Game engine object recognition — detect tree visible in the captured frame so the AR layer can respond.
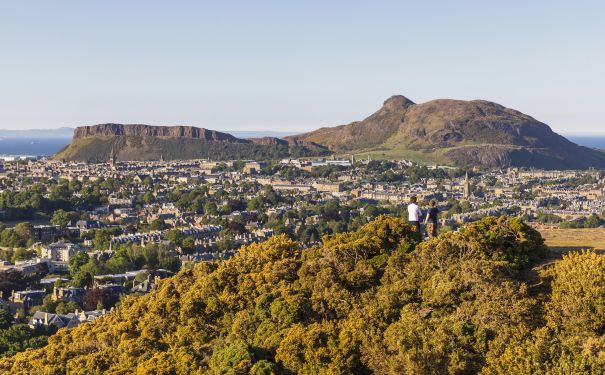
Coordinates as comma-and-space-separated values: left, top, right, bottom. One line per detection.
105, 250, 131, 274
209, 338, 253, 375
0, 230, 21, 248
50, 210, 79, 227
10, 248, 35, 263
13, 223, 33, 246
55, 301, 80, 315
82, 289, 118, 311
92, 228, 121, 250
79, 257, 105, 278
0, 270, 25, 299
159, 257, 181, 273
141, 192, 155, 205
68, 252, 90, 275
0, 324, 50, 358
204, 202, 218, 216
71, 271, 93, 288
181, 237, 196, 254
165, 230, 184, 247
149, 219, 167, 231
0, 310, 12, 330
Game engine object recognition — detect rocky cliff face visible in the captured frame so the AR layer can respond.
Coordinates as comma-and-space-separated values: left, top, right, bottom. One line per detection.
56, 124, 329, 162
249, 137, 289, 146
73, 124, 242, 142
287, 95, 605, 169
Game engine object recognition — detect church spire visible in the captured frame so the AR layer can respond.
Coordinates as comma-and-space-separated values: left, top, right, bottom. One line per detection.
109, 146, 116, 167
463, 172, 471, 200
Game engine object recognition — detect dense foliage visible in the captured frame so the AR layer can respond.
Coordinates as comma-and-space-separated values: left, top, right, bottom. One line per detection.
56, 136, 330, 162
3, 216, 603, 374
0, 179, 103, 221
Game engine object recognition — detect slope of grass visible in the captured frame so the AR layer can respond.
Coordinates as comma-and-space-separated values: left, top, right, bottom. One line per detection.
539, 228, 605, 251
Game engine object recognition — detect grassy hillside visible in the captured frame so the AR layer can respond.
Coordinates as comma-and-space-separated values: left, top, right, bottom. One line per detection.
289, 96, 605, 169
540, 228, 605, 251
4, 216, 605, 374
54, 136, 328, 162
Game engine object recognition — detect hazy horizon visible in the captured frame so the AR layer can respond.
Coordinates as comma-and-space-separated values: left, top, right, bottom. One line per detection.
1, 125, 605, 137
1, 1, 604, 134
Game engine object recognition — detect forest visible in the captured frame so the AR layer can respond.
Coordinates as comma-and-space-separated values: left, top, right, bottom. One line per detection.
1, 215, 604, 374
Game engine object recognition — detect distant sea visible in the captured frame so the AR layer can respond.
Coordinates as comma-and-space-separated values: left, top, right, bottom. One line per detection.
0, 137, 70, 157
0, 130, 299, 157
566, 135, 605, 150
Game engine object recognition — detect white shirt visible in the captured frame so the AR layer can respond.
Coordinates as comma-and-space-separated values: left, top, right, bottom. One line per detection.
408, 203, 422, 222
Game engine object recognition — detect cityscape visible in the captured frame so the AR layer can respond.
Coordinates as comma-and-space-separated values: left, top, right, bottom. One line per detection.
2, 1, 605, 374
1, 154, 604, 358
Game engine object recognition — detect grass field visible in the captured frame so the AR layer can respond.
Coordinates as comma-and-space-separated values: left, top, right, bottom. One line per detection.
539, 228, 605, 253
336, 147, 444, 165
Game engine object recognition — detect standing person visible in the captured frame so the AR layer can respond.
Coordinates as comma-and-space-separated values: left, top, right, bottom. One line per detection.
424, 200, 439, 239
407, 196, 422, 240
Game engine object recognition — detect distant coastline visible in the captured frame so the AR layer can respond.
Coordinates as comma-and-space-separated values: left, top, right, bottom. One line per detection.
0, 130, 299, 157
0, 130, 603, 157
566, 135, 605, 150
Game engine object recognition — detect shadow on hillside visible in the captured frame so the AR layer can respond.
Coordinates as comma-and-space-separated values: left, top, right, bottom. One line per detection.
522, 247, 605, 297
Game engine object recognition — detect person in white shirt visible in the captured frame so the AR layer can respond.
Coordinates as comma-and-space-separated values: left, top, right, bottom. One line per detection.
407, 196, 423, 240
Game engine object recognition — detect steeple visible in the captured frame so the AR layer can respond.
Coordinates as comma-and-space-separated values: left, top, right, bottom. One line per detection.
109, 146, 116, 167
463, 172, 471, 200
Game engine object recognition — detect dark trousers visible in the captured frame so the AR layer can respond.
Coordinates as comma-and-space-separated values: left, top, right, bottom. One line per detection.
409, 221, 421, 240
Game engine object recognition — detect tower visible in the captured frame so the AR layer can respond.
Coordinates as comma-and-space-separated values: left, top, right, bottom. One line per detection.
351, 154, 356, 165
463, 172, 471, 200
109, 146, 117, 168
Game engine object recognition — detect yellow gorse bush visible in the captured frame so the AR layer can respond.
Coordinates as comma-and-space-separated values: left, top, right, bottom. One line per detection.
2, 216, 605, 374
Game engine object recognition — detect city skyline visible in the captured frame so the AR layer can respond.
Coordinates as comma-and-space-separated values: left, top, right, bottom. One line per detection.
1, 1, 604, 134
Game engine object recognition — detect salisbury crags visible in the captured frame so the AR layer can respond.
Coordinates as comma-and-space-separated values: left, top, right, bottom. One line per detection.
72, 124, 241, 142
55, 124, 328, 162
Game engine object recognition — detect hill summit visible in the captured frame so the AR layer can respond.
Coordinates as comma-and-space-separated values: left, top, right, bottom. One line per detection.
287, 95, 605, 169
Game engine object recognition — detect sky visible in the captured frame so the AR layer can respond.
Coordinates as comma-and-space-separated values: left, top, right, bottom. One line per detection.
0, 1, 603, 134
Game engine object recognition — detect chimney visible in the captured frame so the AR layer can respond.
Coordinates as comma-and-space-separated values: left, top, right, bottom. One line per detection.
44, 312, 49, 325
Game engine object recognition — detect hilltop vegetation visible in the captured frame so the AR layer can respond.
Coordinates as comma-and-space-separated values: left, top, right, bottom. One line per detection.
3, 216, 605, 374
54, 124, 329, 162
287, 95, 605, 169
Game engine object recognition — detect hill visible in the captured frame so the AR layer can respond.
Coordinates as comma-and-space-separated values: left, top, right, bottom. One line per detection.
287, 95, 605, 169
3, 216, 605, 374
54, 124, 328, 162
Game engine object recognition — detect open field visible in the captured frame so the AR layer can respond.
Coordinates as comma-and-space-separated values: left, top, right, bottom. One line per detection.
539, 228, 605, 253
337, 147, 444, 165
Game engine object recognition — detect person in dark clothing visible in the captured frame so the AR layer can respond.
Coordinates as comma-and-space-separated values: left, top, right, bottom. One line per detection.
424, 200, 439, 239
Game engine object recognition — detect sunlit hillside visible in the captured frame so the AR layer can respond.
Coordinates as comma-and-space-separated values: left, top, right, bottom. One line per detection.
3, 216, 605, 374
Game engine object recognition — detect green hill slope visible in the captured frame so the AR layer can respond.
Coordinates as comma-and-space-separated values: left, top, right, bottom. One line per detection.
54, 135, 327, 162
54, 124, 329, 162
3, 216, 605, 374
287, 96, 605, 169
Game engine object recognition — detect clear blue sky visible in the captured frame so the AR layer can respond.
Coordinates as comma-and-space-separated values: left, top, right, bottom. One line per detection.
0, 1, 603, 134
